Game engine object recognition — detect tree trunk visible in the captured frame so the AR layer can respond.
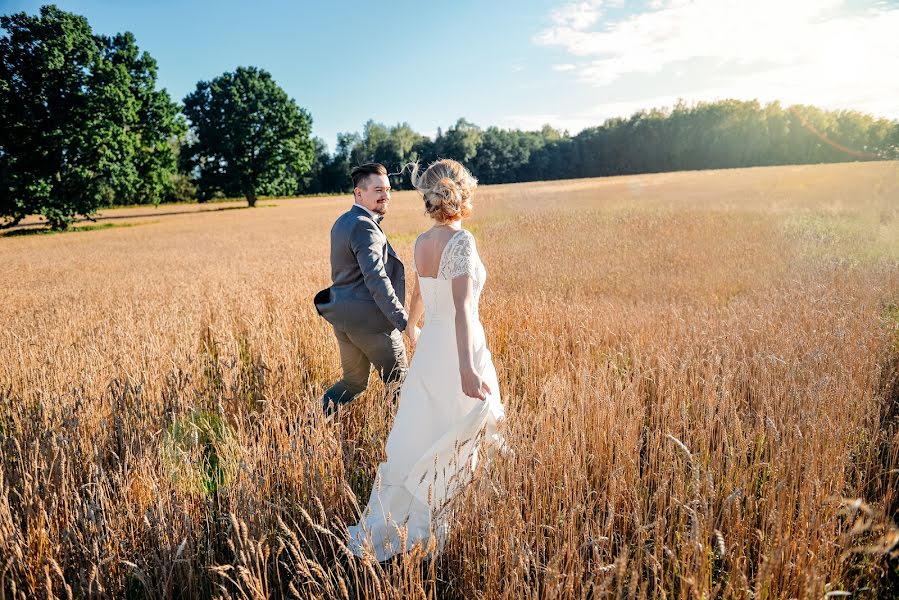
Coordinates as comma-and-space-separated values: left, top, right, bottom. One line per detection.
47, 215, 71, 231
246, 189, 257, 207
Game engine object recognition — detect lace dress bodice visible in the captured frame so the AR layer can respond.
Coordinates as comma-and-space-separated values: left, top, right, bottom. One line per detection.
414, 230, 486, 322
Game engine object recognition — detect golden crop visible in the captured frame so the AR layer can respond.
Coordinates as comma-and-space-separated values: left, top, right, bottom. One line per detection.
1, 161, 898, 598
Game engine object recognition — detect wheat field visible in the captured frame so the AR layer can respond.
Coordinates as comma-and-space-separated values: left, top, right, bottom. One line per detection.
1, 161, 898, 598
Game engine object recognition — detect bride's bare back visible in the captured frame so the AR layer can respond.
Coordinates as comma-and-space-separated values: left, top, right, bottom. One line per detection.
414, 226, 463, 278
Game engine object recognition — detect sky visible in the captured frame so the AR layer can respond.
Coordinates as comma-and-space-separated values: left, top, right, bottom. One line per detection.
3, 0, 898, 152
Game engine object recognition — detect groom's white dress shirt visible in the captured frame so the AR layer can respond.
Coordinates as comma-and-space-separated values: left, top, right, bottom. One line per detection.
355, 202, 381, 222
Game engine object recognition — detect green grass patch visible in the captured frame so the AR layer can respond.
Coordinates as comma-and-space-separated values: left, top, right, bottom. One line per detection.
160, 410, 240, 496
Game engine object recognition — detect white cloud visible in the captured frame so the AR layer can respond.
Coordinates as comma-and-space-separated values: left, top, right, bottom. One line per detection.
534, 0, 899, 118
553, 63, 577, 71
549, 1, 605, 30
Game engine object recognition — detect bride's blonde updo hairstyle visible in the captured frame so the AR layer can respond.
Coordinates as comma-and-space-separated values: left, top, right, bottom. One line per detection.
410, 159, 478, 223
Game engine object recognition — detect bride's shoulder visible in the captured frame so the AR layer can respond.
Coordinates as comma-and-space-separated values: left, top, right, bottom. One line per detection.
414, 230, 432, 247
448, 229, 478, 257
457, 228, 477, 245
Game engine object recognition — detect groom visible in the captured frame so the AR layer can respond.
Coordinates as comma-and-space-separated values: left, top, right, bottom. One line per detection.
314, 163, 409, 417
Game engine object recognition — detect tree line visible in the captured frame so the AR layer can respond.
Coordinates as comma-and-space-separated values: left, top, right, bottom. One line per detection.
2, 6, 898, 230
317, 104, 898, 193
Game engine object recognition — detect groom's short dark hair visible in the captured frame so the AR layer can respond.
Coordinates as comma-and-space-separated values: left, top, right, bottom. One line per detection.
351, 163, 388, 188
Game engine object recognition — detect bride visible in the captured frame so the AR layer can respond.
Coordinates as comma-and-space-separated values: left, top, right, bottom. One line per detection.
347, 159, 505, 561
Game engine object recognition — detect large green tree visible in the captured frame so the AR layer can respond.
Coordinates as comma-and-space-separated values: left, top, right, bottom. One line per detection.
181, 67, 313, 206
0, 5, 183, 229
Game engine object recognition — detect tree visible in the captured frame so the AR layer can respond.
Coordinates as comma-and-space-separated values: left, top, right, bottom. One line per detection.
0, 5, 183, 229
164, 132, 198, 202
181, 67, 313, 206
96, 31, 185, 205
436, 118, 482, 163
375, 122, 425, 189
470, 127, 544, 184
297, 137, 330, 194
322, 121, 426, 190
348, 120, 389, 167
888, 122, 899, 160
318, 132, 360, 193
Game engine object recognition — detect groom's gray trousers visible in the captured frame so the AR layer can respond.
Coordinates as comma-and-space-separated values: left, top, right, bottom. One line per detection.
322, 328, 407, 413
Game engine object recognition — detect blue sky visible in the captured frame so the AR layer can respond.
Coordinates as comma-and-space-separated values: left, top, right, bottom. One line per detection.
3, 0, 897, 151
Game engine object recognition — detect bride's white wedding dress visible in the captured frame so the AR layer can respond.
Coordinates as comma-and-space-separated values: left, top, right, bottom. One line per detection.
347, 229, 505, 561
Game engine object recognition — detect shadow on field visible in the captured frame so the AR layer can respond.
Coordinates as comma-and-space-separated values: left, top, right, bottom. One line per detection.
0, 222, 143, 237
0, 204, 268, 237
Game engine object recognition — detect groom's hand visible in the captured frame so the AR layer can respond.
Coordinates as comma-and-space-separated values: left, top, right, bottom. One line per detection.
461, 367, 491, 401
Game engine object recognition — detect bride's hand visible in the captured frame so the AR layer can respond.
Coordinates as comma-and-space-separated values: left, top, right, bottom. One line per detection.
460, 367, 491, 401
405, 325, 420, 348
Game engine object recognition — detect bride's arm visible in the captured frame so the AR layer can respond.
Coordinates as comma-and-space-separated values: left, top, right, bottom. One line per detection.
451, 275, 491, 401
404, 272, 424, 347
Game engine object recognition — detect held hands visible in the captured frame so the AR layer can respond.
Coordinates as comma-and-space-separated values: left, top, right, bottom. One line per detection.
460, 366, 491, 401
404, 324, 421, 349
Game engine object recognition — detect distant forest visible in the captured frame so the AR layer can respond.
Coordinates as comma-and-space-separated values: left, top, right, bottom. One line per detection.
301, 101, 899, 194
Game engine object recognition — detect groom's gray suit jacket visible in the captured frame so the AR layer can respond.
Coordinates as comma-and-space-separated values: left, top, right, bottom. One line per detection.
314, 204, 407, 334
